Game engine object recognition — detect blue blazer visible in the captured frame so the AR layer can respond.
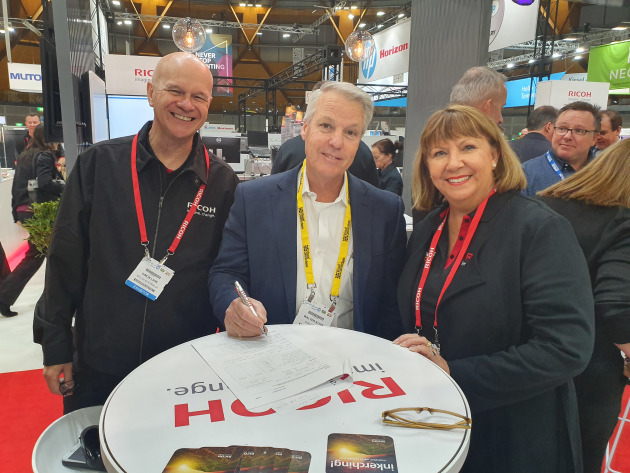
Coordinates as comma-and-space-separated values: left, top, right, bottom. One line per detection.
209, 165, 407, 340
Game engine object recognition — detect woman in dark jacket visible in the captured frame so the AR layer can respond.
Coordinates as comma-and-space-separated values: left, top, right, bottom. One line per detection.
394, 105, 594, 472
371, 138, 403, 196
538, 139, 630, 473
0, 124, 64, 317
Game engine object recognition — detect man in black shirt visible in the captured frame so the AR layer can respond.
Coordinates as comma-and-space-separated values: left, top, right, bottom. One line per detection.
37, 52, 239, 413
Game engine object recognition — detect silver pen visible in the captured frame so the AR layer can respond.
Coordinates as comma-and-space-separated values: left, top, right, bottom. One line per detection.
234, 281, 267, 337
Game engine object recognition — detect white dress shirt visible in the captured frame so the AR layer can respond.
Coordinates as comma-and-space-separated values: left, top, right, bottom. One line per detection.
295, 167, 354, 329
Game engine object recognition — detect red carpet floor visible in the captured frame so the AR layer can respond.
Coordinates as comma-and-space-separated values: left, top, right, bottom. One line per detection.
0, 369, 63, 472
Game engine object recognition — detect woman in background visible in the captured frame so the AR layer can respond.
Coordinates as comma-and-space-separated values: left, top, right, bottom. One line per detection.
0, 124, 64, 317
371, 138, 403, 196
395, 105, 594, 472
539, 139, 630, 473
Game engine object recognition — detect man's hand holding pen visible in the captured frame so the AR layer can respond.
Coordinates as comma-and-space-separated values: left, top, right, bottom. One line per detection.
226, 281, 268, 338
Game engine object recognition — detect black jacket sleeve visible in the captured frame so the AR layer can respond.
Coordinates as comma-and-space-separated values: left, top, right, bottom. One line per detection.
35, 154, 90, 365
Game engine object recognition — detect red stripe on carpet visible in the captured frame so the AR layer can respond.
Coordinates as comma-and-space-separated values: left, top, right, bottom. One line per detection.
604, 385, 630, 473
0, 369, 63, 471
7, 242, 29, 271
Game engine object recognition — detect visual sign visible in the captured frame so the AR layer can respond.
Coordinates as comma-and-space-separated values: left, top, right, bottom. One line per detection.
196, 34, 233, 97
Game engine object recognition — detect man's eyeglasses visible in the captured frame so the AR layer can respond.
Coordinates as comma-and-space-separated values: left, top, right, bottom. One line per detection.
554, 127, 596, 137
382, 407, 471, 431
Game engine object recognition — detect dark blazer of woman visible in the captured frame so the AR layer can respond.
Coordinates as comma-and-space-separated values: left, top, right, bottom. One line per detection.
398, 191, 594, 473
378, 163, 403, 196
539, 197, 630, 472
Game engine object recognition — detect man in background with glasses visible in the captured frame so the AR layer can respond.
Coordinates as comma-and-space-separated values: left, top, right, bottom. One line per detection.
522, 101, 600, 196
594, 109, 623, 156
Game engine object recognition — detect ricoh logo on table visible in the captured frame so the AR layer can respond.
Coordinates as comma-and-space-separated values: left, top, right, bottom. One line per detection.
169, 373, 406, 427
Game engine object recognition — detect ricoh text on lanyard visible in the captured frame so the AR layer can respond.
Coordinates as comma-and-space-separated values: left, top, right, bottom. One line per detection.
131, 134, 209, 264
414, 189, 496, 349
297, 164, 352, 313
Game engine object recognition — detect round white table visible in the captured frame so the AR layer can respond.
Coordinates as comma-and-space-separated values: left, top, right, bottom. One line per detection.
100, 325, 470, 472
32, 405, 103, 473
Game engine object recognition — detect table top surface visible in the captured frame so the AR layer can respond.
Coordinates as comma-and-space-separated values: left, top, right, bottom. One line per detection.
100, 325, 470, 473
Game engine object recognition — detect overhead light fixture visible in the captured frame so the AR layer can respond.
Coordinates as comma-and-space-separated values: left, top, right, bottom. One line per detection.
377, 24, 384, 29
348, 13, 354, 19
552, 52, 562, 58
112, 0, 121, 5
163, 24, 171, 29
117, 21, 123, 26
206, 28, 213, 34
507, 63, 514, 68
398, 13, 405, 18
612, 26, 628, 31
358, 23, 366, 28
345, 29, 375, 62
255, 3, 262, 6
376, 11, 385, 16
124, 19, 132, 25
575, 47, 585, 53
247, 3, 253, 6
282, 33, 290, 38
172, 0, 206, 53
239, 2, 246, 6
563, 36, 578, 41
256, 32, 262, 35
351, 5, 357, 8
528, 58, 536, 63
574, 55, 582, 60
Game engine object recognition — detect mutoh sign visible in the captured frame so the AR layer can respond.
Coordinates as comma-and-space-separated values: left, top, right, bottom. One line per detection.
8, 63, 43, 93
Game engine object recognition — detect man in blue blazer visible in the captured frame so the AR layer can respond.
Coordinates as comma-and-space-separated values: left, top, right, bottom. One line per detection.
209, 81, 406, 340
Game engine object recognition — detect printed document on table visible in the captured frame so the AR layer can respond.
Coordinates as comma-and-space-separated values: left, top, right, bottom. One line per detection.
192, 330, 351, 410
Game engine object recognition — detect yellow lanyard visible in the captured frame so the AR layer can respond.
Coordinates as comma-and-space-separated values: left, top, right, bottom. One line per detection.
297, 163, 352, 312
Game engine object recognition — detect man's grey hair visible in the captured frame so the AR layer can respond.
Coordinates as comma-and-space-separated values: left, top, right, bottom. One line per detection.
527, 106, 558, 131
304, 81, 374, 135
449, 66, 507, 106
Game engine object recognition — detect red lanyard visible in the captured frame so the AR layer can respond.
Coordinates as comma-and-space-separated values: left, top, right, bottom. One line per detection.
131, 134, 209, 263
414, 189, 496, 338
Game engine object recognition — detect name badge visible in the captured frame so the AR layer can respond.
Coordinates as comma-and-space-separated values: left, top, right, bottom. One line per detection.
125, 257, 175, 301
293, 299, 335, 327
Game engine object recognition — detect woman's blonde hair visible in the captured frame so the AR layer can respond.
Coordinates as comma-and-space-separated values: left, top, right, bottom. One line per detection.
538, 139, 630, 208
412, 104, 526, 211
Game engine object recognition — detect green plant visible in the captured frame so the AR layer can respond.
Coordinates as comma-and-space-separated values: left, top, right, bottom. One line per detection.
21, 200, 60, 256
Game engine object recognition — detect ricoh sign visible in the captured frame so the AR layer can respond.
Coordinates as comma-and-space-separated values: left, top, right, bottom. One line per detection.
359, 19, 410, 83
104, 54, 160, 95
534, 80, 610, 110
8, 63, 43, 93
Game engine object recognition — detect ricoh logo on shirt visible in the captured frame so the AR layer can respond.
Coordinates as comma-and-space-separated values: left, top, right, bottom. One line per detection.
187, 202, 216, 218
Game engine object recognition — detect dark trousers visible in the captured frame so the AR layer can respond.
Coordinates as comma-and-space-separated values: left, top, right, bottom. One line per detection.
0, 212, 45, 306
63, 364, 125, 414
0, 242, 10, 284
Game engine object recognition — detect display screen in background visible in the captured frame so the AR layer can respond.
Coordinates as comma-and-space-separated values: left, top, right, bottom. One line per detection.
107, 95, 154, 139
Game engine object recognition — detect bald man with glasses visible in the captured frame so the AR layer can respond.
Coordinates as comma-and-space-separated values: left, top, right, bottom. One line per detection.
522, 101, 600, 196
